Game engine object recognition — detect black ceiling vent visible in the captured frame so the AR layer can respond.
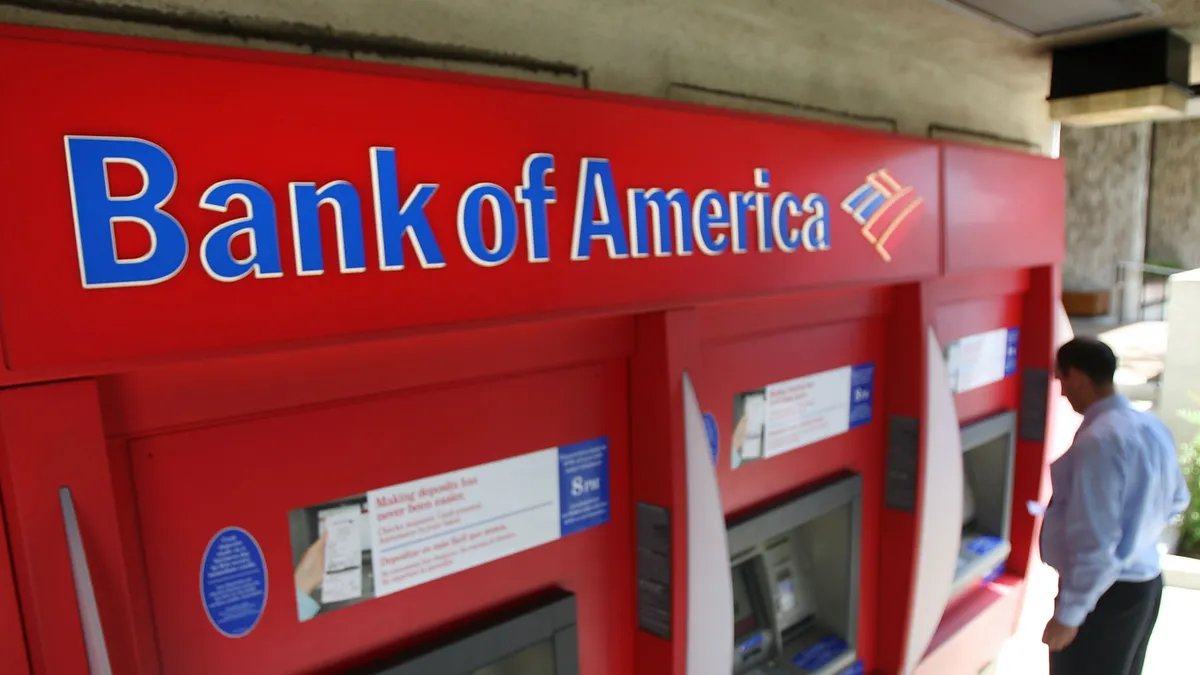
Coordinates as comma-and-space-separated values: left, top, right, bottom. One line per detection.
1049, 29, 1193, 126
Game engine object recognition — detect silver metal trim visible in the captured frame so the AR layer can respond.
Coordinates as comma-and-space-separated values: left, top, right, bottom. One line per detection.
59, 487, 113, 675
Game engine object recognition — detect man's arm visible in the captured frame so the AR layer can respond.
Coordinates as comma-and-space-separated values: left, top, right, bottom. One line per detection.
1055, 434, 1125, 628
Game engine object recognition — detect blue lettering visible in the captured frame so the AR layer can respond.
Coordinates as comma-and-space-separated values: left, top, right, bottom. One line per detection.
731, 191, 755, 254
692, 190, 730, 255
369, 147, 445, 270
516, 154, 555, 263
458, 184, 519, 267
628, 188, 693, 257
802, 194, 832, 251
753, 169, 773, 253
572, 159, 630, 260
288, 181, 366, 275
772, 192, 804, 253
198, 180, 284, 282
65, 136, 188, 288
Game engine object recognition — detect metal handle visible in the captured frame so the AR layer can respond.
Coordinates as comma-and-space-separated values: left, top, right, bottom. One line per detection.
59, 487, 113, 675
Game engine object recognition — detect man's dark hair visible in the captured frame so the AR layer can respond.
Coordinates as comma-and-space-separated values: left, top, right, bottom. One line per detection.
1055, 337, 1117, 386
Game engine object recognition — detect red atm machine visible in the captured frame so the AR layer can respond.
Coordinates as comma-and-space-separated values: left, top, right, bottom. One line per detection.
0, 23, 1063, 675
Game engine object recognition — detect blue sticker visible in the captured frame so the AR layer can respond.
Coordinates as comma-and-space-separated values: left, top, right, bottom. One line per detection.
737, 632, 765, 654
983, 562, 1006, 585
966, 534, 1005, 557
558, 437, 611, 537
1004, 327, 1020, 377
703, 413, 720, 466
841, 660, 865, 675
848, 362, 875, 429
792, 634, 850, 670
200, 527, 268, 638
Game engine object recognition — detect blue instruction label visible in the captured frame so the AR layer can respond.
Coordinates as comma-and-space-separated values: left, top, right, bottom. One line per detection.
841, 660, 865, 675
703, 412, 720, 466
558, 437, 611, 537
200, 527, 268, 638
1004, 327, 1020, 376
792, 634, 850, 671
849, 362, 875, 429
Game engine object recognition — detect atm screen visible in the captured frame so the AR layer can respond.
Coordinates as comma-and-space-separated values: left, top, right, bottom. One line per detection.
955, 412, 1017, 591
962, 466, 977, 528
472, 639, 556, 675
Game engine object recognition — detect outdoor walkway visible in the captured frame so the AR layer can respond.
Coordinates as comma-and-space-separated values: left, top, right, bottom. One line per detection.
993, 317, 1195, 675
995, 584, 1199, 675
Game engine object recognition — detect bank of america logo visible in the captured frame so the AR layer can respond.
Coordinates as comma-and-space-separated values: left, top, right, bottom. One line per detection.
840, 169, 924, 262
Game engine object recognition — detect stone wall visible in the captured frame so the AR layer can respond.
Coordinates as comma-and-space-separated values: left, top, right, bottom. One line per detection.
0, 0, 1054, 152
1061, 123, 1152, 292
1150, 119, 1200, 269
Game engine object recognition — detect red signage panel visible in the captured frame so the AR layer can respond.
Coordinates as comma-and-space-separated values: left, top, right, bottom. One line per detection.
943, 144, 1065, 274
0, 26, 940, 369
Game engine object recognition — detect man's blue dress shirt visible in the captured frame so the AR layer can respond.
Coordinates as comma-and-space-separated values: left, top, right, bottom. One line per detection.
1041, 395, 1191, 627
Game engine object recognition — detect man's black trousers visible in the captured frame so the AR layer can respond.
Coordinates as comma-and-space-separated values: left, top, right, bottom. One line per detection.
1049, 575, 1164, 675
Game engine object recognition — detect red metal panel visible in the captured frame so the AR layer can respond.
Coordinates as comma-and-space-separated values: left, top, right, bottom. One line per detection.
129, 359, 632, 675
0, 489, 31, 675
0, 24, 940, 373
915, 267, 1059, 671
932, 292, 1024, 424
0, 381, 154, 675
97, 315, 634, 438
874, 283, 932, 675
697, 290, 890, 670
701, 305, 888, 518
1008, 266, 1059, 580
942, 144, 1065, 274
630, 311, 700, 675
915, 576, 1023, 675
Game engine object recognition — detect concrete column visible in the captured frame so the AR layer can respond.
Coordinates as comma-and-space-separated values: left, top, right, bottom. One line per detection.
1160, 269, 1200, 446
1149, 119, 1200, 271
1062, 123, 1152, 323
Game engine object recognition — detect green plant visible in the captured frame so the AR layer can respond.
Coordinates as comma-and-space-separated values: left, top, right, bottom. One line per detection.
1144, 257, 1184, 271
1178, 438, 1200, 559
1176, 393, 1200, 559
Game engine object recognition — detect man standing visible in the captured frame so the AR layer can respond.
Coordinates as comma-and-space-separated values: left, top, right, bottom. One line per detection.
1041, 337, 1191, 675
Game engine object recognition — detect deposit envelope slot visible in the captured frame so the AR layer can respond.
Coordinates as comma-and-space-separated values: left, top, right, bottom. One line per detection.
357, 593, 580, 675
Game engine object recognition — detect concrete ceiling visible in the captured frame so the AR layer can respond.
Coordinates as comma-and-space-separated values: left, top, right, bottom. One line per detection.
935, 0, 1200, 82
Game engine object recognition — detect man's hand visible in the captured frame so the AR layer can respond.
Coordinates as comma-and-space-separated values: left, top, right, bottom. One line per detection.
731, 414, 748, 456
1042, 617, 1079, 652
294, 531, 328, 596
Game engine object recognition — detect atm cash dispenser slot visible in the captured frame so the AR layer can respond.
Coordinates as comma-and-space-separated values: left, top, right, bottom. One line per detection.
727, 474, 862, 675
954, 411, 1017, 595
356, 593, 579, 675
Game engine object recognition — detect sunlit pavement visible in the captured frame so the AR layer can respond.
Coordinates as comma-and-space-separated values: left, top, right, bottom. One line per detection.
995, 580, 1199, 675
1141, 587, 1200, 673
